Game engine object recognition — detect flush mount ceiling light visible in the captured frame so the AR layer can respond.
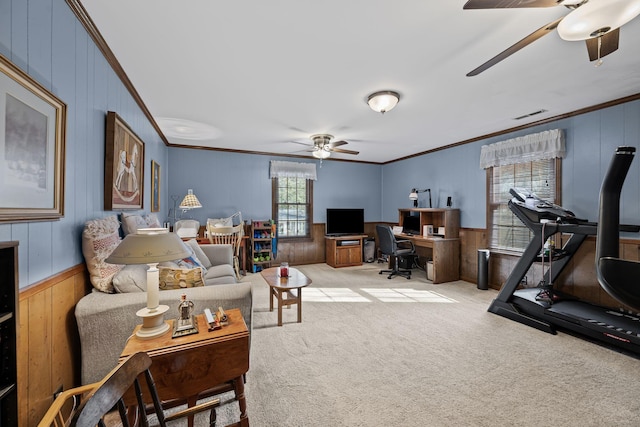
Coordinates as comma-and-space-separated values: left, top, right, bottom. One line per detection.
367, 91, 400, 114
557, 0, 640, 41
156, 117, 222, 140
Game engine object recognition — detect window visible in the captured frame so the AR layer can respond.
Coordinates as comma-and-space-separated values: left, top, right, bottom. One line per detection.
272, 177, 313, 239
488, 158, 560, 252
481, 129, 565, 253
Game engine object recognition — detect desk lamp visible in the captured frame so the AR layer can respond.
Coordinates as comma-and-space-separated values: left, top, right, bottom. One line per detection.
409, 188, 432, 208
106, 228, 191, 339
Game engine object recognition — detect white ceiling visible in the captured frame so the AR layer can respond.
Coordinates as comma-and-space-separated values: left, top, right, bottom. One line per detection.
80, 0, 640, 164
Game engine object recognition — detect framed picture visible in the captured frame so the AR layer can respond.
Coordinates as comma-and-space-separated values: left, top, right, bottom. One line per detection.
0, 54, 66, 223
104, 111, 144, 210
151, 160, 160, 212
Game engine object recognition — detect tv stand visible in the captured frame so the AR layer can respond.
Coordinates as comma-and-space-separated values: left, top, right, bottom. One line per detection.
325, 235, 368, 268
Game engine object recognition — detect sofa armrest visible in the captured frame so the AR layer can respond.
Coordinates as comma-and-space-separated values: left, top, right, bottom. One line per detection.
199, 244, 234, 267
75, 282, 252, 385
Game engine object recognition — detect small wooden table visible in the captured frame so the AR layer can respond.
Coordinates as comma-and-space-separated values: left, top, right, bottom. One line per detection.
120, 309, 250, 427
261, 267, 312, 326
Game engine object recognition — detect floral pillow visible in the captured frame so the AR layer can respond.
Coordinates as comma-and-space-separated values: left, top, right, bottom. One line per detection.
82, 215, 123, 293
158, 266, 204, 290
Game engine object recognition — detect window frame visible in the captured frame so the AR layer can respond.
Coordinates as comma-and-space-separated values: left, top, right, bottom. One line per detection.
486, 158, 562, 254
272, 177, 314, 241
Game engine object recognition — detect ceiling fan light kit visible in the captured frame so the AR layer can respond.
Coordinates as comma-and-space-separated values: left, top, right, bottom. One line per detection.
464, 0, 640, 75
557, 0, 640, 41
367, 91, 400, 114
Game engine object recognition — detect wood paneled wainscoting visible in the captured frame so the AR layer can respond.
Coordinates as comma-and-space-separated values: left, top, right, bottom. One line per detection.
18, 264, 89, 427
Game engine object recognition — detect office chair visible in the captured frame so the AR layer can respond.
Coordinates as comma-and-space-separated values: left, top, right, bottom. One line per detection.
376, 224, 416, 279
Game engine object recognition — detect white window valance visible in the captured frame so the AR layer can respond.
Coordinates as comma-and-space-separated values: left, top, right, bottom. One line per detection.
269, 160, 317, 180
479, 129, 565, 169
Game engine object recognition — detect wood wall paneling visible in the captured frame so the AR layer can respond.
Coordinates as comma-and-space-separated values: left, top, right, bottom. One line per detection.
18, 265, 88, 427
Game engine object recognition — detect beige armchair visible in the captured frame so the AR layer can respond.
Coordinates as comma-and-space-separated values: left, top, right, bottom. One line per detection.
174, 219, 200, 238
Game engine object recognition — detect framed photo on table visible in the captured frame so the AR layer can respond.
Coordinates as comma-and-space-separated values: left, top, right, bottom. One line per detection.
105, 111, 144, 210
0, 54, 66, 223
151, 160, 160, 212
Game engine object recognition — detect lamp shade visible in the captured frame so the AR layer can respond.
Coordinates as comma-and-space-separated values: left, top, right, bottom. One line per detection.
105, 228, 191, 265
557, 0, 640, 41
367, 91, 400, 113
179, 189, 202, 209
409, 191, 418, 200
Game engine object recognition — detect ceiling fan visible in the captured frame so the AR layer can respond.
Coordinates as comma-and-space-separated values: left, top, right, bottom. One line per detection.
464, 0, 640, 76
293, 134, 359, 159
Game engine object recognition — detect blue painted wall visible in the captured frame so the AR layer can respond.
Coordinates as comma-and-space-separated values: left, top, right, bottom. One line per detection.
167, 148, 382, 225
0, 0, 168, 288
2, 0, 639, 291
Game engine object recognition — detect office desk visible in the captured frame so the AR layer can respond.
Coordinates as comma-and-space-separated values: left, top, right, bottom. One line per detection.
395, 234, 460, 283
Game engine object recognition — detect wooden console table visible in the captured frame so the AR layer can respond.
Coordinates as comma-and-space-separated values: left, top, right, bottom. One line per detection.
120, 309, 249, 427
325, 234, 368, 268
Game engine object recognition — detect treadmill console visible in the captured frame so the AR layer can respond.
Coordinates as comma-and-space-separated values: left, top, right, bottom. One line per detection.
509, 188, 586, 224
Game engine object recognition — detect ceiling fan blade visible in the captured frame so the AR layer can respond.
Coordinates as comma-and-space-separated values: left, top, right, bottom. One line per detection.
463, 0, 560, 9
290, 140, 313, 147
585, 28, 620, 62
330, 140, 349, 147
467, 17, 563, 76
331, 147, 359, 155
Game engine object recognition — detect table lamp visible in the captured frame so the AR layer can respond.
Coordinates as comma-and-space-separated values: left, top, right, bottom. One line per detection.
106, 228, 191, 339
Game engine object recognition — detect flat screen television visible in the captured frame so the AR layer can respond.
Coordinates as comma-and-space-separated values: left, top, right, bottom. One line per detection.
326, 208, 365, 236
402, 213, 421, 235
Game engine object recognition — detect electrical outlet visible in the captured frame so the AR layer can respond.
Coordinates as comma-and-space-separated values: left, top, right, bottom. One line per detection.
520, 276, 528, 287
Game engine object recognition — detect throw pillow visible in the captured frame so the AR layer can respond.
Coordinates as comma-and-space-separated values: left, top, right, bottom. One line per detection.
176, 255, 207, 274
112, 265, 147, 293
82, 215, 123, 293
144, 213, 162, 228
184, 239, 213, 269
159, 266, 204, 290
120, 212, 147, 235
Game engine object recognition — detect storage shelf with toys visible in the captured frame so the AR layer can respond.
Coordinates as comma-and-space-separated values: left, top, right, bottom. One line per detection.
250, 220, 275, 273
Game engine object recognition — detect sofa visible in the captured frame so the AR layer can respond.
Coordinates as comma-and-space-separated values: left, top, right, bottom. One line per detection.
76, 215, 252, 385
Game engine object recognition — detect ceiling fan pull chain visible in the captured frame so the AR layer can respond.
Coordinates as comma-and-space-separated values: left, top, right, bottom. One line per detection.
595, 36, 603, 67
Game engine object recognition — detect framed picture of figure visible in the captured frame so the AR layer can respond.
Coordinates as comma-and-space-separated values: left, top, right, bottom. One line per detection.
0, 53, 66, 222
104, 111, 144, 210
151, 160, 160, 212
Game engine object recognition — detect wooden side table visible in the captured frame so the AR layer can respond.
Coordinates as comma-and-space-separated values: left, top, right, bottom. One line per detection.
120, 309, 250, 427
261, 267, 312, 326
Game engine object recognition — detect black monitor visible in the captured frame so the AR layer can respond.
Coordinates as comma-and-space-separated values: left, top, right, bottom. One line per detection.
402, 214, 421, 235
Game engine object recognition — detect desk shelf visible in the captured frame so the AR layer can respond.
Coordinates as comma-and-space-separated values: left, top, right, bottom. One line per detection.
398, 209, 460, 283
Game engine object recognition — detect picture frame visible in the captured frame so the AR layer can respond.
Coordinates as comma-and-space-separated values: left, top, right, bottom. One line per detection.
0, 54, 66, 223
104, 111, 144, 210
151, 160, 160, 212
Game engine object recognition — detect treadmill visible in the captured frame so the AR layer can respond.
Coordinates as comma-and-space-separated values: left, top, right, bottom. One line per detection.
488, 152, 640, 355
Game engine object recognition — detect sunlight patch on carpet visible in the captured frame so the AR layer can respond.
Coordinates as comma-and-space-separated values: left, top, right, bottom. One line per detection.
304, 288, 371, 302
361, 288, 458, 303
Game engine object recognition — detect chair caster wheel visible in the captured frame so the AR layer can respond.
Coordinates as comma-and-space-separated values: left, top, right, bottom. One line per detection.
379, 271, 383, 275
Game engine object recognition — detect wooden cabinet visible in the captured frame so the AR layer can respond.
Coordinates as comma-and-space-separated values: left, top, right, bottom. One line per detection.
397, 208, 461, 283
325, 235, 367, 268
0, 241, 18, 426
251, 220, 275, 273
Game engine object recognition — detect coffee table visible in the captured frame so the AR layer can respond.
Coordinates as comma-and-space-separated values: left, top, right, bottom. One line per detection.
260, 267, 312, 326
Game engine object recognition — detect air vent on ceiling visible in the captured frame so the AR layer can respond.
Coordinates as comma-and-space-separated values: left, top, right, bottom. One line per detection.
513, 109, 548, 120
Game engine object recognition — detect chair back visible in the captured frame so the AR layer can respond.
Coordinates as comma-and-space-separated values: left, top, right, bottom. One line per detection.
69, 352, 153, 426
175, 219, 200, 238
208, 223, 244, 278
376, 225, 397, 256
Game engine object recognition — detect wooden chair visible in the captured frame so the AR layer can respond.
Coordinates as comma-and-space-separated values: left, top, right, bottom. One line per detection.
38, 352, 220, 427
208, 222, 244, 279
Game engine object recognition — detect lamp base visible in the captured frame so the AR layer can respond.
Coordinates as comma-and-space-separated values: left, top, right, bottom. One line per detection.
136, 304, 170, 339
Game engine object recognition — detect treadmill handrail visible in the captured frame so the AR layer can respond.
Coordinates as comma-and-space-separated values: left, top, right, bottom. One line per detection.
596, 146, 640, 310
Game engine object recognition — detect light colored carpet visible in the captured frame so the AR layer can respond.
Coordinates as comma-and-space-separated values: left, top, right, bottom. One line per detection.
113, 263, 640, 426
